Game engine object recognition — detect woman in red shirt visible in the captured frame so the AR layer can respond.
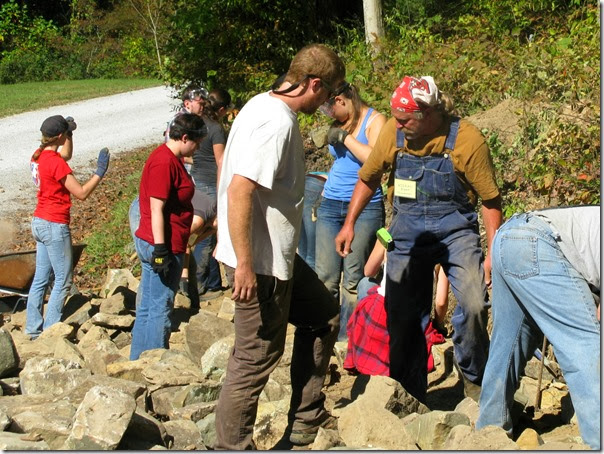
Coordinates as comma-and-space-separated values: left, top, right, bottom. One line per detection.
26, 115, 110, 339
130, 113, 206, 360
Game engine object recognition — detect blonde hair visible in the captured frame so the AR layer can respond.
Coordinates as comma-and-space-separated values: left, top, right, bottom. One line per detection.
285, 44, 345, 88
32, 134, 62, 161
436, 92, 456, 116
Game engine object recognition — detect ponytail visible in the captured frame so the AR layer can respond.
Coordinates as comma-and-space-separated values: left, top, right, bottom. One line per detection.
32, 134, 61, 161
205, 88, 232, 121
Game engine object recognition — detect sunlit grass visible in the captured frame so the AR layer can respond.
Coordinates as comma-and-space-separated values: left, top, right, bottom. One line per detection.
0, 78, 162, 118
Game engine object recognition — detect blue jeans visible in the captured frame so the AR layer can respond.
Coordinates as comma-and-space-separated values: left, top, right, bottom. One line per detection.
316, 197, 383, 341
386, 209, 489, 402
298, 175, 326, 271
129, 197, 143, 308
130, 236, 184, 360
192, 183, 222, 292
357, 276, 380, 302
129, 196, 140, 240
476, 214, 600, 449
26, 217, 73, 338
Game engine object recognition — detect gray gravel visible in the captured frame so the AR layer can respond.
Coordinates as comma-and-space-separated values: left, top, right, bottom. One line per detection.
0, 85, 178, 224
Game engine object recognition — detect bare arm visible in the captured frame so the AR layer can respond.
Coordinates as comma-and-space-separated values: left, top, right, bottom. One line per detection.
481, 194, 503, 286
62, 173, 101, 201
189, 216, 217, 246
150, 197, 167, 245
227, 174, 259, 302
364, 240, 386, 277
434, 265, 449, 310
342, 112, 387, 163
335, 178, 381, 257
59, 136, 73, 161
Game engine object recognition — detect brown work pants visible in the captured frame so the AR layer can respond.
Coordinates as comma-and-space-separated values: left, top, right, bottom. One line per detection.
214, 254, 340, 450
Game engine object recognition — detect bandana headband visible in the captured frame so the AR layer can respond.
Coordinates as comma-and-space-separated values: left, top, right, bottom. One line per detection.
390, 76, 440, 113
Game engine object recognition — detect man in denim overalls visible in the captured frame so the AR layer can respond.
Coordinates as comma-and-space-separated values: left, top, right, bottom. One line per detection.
335, 76, 502, 403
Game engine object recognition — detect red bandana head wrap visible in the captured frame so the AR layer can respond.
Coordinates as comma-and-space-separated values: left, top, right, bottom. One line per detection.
390, 76, 440, 113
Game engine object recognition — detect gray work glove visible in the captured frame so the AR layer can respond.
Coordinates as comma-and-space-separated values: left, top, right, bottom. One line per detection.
327, 127, 349, 145
65, 116, 77, 137
95, 147, 110, 178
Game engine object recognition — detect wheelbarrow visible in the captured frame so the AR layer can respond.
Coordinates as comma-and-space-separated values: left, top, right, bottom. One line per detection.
0, 244, 86, 312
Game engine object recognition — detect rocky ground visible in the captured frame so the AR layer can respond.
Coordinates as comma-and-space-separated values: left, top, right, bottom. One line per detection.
0, 268, 586, 450
0, 98, 590, 450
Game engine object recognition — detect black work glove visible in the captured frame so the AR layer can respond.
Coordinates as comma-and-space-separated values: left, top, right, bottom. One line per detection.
151, 243, 173, 278
95, 147, 110, 178
65, 116, 77, 138
327, 126, 349, 145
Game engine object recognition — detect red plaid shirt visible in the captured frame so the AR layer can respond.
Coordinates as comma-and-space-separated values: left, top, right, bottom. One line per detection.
343, 286, 445, 376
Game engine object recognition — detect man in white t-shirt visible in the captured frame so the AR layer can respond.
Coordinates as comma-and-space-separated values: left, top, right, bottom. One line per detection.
214, 44, 346, 449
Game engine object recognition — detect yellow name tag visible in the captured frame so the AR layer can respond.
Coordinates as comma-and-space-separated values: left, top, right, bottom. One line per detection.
394, 178, 417, 199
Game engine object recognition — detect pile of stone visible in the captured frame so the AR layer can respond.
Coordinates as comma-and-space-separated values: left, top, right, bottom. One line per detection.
0, 269, 588, 450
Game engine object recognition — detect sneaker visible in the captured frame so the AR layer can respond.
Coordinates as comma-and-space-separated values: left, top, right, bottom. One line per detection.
289, 414, 338, 446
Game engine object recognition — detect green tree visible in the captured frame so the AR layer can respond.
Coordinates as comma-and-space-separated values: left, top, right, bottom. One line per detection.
164, 0, 362, 96
127, 0, 173, 73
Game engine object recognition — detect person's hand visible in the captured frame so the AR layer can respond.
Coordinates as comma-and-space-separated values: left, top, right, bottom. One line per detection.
231, 262, 257, 303
95, 147, 110, 178
151, 243, 173, 278
484, 253, 492, 288
335, 224, 355, 258
327, 127, 349, 145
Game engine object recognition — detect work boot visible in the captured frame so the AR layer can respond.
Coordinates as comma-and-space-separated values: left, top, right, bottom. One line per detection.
289, 413, 338, 446
453, 357, 482, 402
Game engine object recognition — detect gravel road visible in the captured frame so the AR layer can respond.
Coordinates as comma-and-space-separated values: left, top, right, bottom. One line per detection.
0, 85, 178, 223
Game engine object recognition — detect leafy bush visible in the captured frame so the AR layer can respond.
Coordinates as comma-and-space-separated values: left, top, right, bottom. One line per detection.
321, 1, 600, 214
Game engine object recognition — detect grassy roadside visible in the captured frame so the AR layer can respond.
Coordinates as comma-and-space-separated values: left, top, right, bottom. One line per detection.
0, 78, 162, 118
73, 145, 153, 288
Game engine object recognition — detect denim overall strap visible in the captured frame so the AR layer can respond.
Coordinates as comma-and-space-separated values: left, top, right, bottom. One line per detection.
396, 128, 406, 148
444, 116, 460, 151
393, 117, 471, 216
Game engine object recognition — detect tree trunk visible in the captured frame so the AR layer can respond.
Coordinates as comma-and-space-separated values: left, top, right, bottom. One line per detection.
363, 0, 384, 56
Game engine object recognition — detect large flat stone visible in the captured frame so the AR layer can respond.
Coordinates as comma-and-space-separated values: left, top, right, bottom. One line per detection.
63, 385, 136, 450
183, 311, 233, 365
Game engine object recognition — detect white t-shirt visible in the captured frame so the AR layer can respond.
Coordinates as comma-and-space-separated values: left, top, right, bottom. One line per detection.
535, 205, 600, 292
215, 92, 305, 281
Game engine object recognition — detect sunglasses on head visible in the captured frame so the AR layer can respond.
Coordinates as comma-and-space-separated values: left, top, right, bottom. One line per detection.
273, 74, 340, 97
186, 87, 209, 101
325, 81, 351, 104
